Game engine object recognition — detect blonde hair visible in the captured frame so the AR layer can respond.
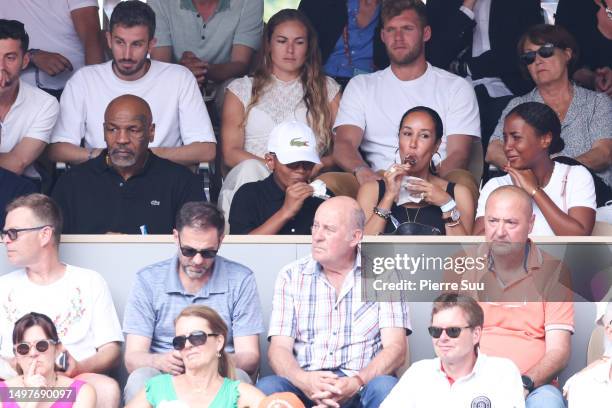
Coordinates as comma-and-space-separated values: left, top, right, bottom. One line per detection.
243, 9, 333, 156
175, 305, 235, 379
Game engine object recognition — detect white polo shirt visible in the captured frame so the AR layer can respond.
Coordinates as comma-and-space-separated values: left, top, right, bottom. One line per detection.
51, 60, 215, 149
334, 63, 480, 171
0, 80, 59, 178
565, 358, 612, 408
381, 353, 525, 408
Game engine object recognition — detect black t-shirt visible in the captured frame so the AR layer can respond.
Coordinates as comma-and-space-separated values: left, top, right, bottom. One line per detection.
0, 167, 37, 229
51, 151, 205, 234
229, 174, 331, 235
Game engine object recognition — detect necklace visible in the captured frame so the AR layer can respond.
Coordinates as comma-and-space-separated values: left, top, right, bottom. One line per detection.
405, 206, 422, 223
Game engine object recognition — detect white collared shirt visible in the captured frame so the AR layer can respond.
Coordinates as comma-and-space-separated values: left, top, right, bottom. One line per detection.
566, 359, 612, 408
0, 80, 59, 178
381, 353, 525, 408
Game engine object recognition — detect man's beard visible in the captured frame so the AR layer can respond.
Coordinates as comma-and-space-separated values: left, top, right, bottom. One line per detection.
387, 41, 423, 67
113, 57, 147, 77
108, 148, 136, 167
182, 263, 212, 279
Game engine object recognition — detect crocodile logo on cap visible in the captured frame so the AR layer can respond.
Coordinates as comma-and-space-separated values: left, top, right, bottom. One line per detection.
290, 138, 309, 147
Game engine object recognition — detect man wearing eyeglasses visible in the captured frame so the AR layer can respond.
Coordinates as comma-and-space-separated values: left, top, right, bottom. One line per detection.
51, 94, 205, 234
257, 196, 411, 407
0, 193, 124, 407
381, 293, 524, 407
478, 185, 574, 408
229, 121, 333, 235
122, 201, 264, 404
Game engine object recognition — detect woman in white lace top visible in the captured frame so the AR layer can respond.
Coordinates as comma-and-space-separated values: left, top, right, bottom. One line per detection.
219, 9, 341, 219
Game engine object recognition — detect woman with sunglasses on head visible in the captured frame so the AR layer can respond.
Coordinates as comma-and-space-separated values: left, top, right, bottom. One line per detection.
475, 102, 596, 236
0, 312, 96, 408
485, 24, 612, 191
357, 106, 474, 236
126, 305, 264, 408
218, 8, 341, 218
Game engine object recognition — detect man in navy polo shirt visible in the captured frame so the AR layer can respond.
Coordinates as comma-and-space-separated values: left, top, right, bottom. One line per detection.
51, 94, 205, 234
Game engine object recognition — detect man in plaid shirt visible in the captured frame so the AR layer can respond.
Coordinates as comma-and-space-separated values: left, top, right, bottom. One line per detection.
257, 196, 412, 407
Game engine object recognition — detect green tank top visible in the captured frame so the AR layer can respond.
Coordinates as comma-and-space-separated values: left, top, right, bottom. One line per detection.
145, 374, 240, 408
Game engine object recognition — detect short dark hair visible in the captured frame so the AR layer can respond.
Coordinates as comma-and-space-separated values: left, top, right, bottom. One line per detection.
12, 312, 60, 375
431, 293, 484, 329
506, 102, 565, 155
517, 24, 579, 78
109, 0, 156, 41
381, 0, 428, 27
175, 202, 225, 237
6, 194, 63, 246
0, 19, 29, 53
399, 106, 444, 142
13, 312, 60, 348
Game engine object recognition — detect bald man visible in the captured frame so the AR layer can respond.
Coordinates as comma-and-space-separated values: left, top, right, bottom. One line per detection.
257, 197, 412, 407
51, 94, 205, 234
478, 185, 573, 408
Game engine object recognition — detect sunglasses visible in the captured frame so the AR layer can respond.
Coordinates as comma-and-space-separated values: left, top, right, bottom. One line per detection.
172, 331, 219, 350
14, 339, 58, 356
1, 225, 51, 241
519, 43, 556, 65
428, 326, 471, 339
177, 236, 218, 259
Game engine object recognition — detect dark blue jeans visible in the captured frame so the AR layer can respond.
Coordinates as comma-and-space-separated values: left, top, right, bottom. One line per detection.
256, 371, 397, 408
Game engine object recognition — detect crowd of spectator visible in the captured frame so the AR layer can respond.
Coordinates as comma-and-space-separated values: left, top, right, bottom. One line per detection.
0, 0, 610, 407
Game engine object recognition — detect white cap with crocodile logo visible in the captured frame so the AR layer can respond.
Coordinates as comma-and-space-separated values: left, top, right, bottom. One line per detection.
267, 121, 321, 165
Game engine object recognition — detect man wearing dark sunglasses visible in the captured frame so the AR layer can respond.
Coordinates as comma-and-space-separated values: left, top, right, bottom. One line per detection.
382, 293, 524, 407
122, 201, 264, 404
0, 193, 124, 408
229, 121, 332, 235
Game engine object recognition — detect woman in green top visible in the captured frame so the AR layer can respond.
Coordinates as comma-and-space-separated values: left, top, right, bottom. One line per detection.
126, 306, 264, 408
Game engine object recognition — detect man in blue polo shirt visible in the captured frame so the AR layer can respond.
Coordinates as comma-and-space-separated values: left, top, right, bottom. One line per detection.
122, 201, 264, 403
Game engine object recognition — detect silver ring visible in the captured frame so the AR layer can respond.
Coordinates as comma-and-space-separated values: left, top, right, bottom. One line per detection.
420, 192, 426, 200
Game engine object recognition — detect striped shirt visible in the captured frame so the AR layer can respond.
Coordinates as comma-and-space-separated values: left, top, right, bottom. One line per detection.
268, 254, 411, 375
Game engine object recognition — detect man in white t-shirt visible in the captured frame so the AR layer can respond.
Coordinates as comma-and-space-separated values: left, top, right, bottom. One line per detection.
0, 20, 59, 180
0, 0, 105, 98
48, 1, 216, 167
381, 293, 524, 407
332, 0, 480, 193
0, 194, 124, 408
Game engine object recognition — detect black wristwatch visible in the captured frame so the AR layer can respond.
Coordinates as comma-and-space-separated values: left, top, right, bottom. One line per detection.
521, 375, 535, 393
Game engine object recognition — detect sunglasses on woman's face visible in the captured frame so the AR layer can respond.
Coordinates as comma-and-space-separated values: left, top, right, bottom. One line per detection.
14, 339, 58, 356
172, 331, 220, 351
428, 326, 471, 339
519, 43, 556, 65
